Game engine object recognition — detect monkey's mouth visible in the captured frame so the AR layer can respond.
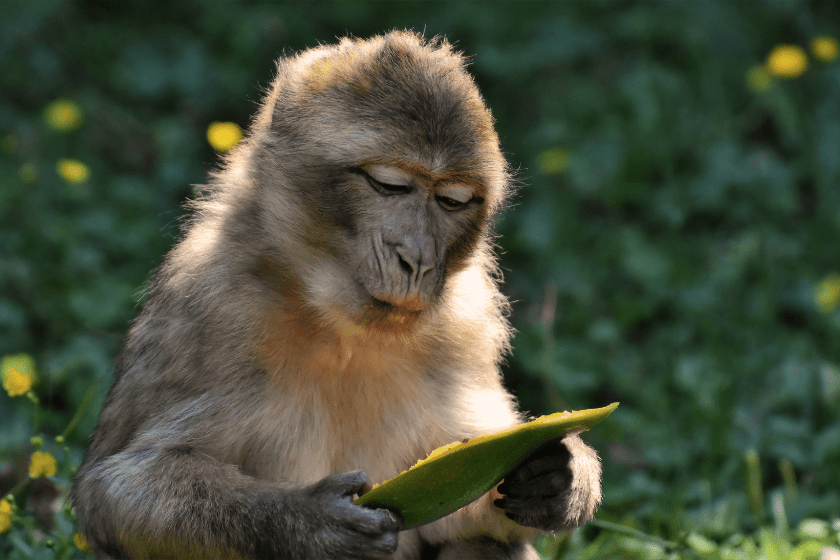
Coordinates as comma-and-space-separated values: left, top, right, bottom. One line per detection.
369, 293, 427, 313
359, 294, 425, 332
371, 297, 395, 310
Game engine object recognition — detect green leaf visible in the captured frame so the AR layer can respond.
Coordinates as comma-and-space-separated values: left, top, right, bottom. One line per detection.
355, 403, 618, 529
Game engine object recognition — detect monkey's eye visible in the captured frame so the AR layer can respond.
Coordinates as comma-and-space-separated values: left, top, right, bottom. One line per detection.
353, 165, 413, 196
435, 195, 469, 212
350, 167, 411, 195
365, 174, 411, 195
435, 185, 475, 212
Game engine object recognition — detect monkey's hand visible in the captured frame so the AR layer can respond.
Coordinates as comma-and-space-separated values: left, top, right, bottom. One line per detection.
298, 472, 401, 559
494, 435, 602, 532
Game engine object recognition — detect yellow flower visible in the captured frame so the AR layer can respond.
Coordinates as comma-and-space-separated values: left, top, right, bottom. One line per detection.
207, 121, 243, 153
816, 273, 840, 314
767, 45, 808, 78
74, 532, 93, 552
44, 99, 83, 132
746, 65, 773, 92
29, 451, 57, 478
57, 159, 90, 184
811, 36, 839, 62
3, 369, 33, 397
537, 147, 570, 175
0, 499, 11, 533
1, 354, 36, 397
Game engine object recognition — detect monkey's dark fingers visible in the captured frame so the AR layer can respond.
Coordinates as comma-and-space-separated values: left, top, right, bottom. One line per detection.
309, 471, 373, 499
498, 469, 573, 499
310, 484, 401, 559
362, 530, 400, 559
502, 496, 566, 531
501, 439, 571, 489
334, 501, 402, 536
344, 532, 400, 560
320, 523, 400, 560
323, 507, 401, 559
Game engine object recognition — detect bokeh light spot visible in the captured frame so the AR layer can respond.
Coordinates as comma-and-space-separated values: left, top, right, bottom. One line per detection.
207, 121, 243, 153
537, 147, 570, 175
57, 159, 90, 184
767, 45, 808, 78
811, 36, 839, 62
746, 65, 773, 92
44, 99, 83, 132
816, 272, 840, 314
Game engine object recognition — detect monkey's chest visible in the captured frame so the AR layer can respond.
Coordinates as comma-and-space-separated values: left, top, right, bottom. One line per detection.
258, 359, 445, 487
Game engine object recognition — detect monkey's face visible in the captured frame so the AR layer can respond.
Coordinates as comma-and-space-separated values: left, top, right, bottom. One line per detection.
270, 149, 496, 335
335, 160, 491, 331
252, 33, 510, 335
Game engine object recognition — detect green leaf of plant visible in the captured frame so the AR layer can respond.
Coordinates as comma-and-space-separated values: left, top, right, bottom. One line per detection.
355, 403, 619, 529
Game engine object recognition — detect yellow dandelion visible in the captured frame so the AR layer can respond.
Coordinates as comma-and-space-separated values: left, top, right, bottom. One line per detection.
0, 498, 11, 533
811, 36, 839, 62
2, 354, 37, 397
746, 65, 773, 92
767, 44, 808, 78
537, 147, 570, 175
44, 99, 83, 132
816, 273, 840, 314
3, 369, 33, 397
28, 451, 57, 478
207, 121, 243, 153
57, 159, 90, 184
74, 532, 93, 552
18, 163, 37, 183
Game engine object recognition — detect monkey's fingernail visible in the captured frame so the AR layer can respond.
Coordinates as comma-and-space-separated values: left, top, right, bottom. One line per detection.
493, 498, 506, 509
497, 482, 509, 494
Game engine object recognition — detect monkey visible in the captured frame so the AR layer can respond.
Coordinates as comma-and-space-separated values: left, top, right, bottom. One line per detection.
70, 31, 602, 560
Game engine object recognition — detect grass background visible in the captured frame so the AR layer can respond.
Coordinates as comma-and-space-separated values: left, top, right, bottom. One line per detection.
1, 1, 839, 558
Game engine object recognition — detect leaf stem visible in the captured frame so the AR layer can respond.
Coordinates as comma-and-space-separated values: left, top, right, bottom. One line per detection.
589, 519, 708, 558
61, 383, 98, 441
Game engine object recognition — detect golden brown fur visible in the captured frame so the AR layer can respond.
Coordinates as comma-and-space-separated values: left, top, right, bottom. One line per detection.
71, 31, 601, 560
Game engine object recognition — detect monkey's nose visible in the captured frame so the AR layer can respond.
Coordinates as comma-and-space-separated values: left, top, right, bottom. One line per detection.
395, 248, 433, 293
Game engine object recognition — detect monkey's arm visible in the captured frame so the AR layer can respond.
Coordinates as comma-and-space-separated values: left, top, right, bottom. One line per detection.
73, 409, 400, 560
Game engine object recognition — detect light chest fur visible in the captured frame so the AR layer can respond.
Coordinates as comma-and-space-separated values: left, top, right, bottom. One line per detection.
252, 299, 464, 488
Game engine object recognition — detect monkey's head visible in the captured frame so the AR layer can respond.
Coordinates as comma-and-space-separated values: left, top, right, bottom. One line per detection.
238, 31, 511, 334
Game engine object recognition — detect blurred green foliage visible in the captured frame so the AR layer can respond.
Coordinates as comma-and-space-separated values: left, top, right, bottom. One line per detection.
2, 0, 840, 558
